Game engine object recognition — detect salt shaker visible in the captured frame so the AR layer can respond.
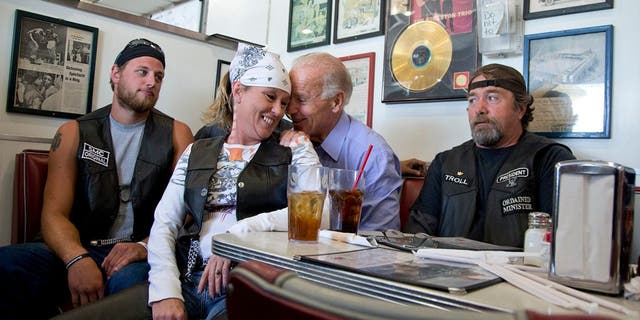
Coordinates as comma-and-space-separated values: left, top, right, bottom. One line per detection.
523, 211, 551, 267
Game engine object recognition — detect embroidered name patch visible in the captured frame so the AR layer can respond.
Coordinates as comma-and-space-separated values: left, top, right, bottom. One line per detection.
496, 167, 529, 187
501, 196, 532, 215
444, 174, 468, 186
81, 143, 110, 167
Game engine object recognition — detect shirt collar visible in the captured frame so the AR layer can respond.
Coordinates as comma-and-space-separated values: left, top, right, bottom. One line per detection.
318, 112, 349, 162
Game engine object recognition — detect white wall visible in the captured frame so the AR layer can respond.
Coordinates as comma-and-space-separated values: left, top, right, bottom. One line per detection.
268, 0, 640, 176
0, 0, 235, 245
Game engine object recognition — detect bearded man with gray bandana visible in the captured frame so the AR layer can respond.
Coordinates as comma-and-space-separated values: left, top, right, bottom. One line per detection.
403, 64, 575, 247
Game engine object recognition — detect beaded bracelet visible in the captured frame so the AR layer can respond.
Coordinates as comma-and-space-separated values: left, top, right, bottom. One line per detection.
65, 253, 91, 270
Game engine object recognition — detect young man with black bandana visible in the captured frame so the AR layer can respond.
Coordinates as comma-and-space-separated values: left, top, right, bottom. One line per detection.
0, 38, 193, 319
403, 64, 575, 247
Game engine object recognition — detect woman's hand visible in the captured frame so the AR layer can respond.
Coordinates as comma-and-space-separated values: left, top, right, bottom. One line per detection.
199, 255, 231, 298
279, 129, 311, 148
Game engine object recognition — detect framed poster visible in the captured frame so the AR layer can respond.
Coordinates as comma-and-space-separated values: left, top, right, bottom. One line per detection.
523, 25, 613, 138
333, 0, 385, 44
287, 0, 332, 52
340, 52, 374, 128
7, 10, 98, 119
524, 0, 613, 20
214, 59, 230, 98
382, 0, 480, 103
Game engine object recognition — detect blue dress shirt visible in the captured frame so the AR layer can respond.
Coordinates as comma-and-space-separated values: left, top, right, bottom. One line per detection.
316, 112, 402, 231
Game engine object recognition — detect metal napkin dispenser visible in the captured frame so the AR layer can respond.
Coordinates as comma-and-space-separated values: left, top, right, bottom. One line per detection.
549, 160, 635, 294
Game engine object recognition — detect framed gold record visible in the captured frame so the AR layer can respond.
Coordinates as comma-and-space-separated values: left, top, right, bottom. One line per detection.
391, 21, 452, 91
383, 0, 481, 103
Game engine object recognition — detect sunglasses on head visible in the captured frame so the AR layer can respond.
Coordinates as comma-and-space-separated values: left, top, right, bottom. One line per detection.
125, 38, 164, 54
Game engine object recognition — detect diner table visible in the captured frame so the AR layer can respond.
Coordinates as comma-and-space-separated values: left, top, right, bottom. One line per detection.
212, 231, 639, 319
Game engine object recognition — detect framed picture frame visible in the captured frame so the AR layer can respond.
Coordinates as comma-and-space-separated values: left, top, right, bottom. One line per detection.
524, 0, 613, 20
340, 52, 374, 127
333, 0, 385, 44
523, 25, 613, 138
382, 0, 480, 103
214, 59, 230, 98
287, 0, 332, 52
6, 10, 98, 119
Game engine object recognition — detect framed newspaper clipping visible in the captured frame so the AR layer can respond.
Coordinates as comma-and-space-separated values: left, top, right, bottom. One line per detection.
7, 10, 98, 119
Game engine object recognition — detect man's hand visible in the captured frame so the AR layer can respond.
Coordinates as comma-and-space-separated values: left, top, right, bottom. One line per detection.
199, 255, 231, 298
67, 257, 104, 307
151, 298, 187, 320
400, 158, 428, 177
101, 242, 147, 277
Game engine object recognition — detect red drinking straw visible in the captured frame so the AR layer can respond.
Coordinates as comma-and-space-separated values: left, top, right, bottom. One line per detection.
352, 145, 373, 190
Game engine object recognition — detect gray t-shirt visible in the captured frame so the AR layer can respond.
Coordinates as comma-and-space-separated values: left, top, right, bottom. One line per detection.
107, 115, 145, 239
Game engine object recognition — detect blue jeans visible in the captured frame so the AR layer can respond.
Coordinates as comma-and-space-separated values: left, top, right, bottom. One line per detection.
183, 270, 227, 320
51, 273, 227, 320
0, 242, 149, 320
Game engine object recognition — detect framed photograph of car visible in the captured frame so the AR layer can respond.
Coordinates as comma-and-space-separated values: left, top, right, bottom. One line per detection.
523, 25, 613, 138
524, 0, 613, 20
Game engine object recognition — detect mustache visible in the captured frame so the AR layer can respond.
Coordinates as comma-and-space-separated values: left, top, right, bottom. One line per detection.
471, 116, 496, 127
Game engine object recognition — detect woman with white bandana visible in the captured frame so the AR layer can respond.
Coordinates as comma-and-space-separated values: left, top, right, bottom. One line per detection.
147, 44, 320, 319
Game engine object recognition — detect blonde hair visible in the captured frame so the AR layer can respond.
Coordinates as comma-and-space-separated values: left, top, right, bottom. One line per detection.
201, 71, 233, 130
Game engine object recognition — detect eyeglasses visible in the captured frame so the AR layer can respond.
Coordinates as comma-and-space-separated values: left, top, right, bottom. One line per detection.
375, 229, 435, 251
125, 38, 164, 54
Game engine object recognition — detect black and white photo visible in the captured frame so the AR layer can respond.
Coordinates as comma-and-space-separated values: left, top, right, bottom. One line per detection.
7, 10, 98, 119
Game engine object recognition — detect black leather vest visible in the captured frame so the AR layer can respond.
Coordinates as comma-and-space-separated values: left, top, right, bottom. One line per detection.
439, 132, 563, 247
176, 135, 291, 273
72, 105, 174, 244
183, 135, 291, 231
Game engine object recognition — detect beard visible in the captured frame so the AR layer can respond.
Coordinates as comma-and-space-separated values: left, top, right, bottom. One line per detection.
471, 117, 503, 147
115, 85, 157, 113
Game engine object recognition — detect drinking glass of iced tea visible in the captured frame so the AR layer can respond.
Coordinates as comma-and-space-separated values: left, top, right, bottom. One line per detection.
328, 168, 364, 233
287, 165, 328, 241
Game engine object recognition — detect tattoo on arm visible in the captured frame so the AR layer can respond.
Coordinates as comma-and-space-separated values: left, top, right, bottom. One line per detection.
51, 131, 62, 151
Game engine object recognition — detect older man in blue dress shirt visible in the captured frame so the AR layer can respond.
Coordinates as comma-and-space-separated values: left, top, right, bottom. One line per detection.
286, 52, 403, 231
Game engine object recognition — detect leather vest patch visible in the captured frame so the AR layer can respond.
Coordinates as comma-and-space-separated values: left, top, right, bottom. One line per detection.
81, 142, 110, 167
496, 167, 529, 188
500, 195, 533, 215
444, 171, 469, 186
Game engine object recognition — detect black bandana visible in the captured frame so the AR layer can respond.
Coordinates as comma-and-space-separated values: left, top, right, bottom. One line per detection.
468, 79, 525, 95
114, 38, 165, 68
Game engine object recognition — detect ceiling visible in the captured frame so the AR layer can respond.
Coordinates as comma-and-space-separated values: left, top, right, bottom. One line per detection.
80, 0, 191, 16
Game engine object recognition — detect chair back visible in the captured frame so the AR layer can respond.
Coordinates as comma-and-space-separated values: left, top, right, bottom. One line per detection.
12, 149, 49, 244
399, 177, 424, 229
227, 260, 343, 320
